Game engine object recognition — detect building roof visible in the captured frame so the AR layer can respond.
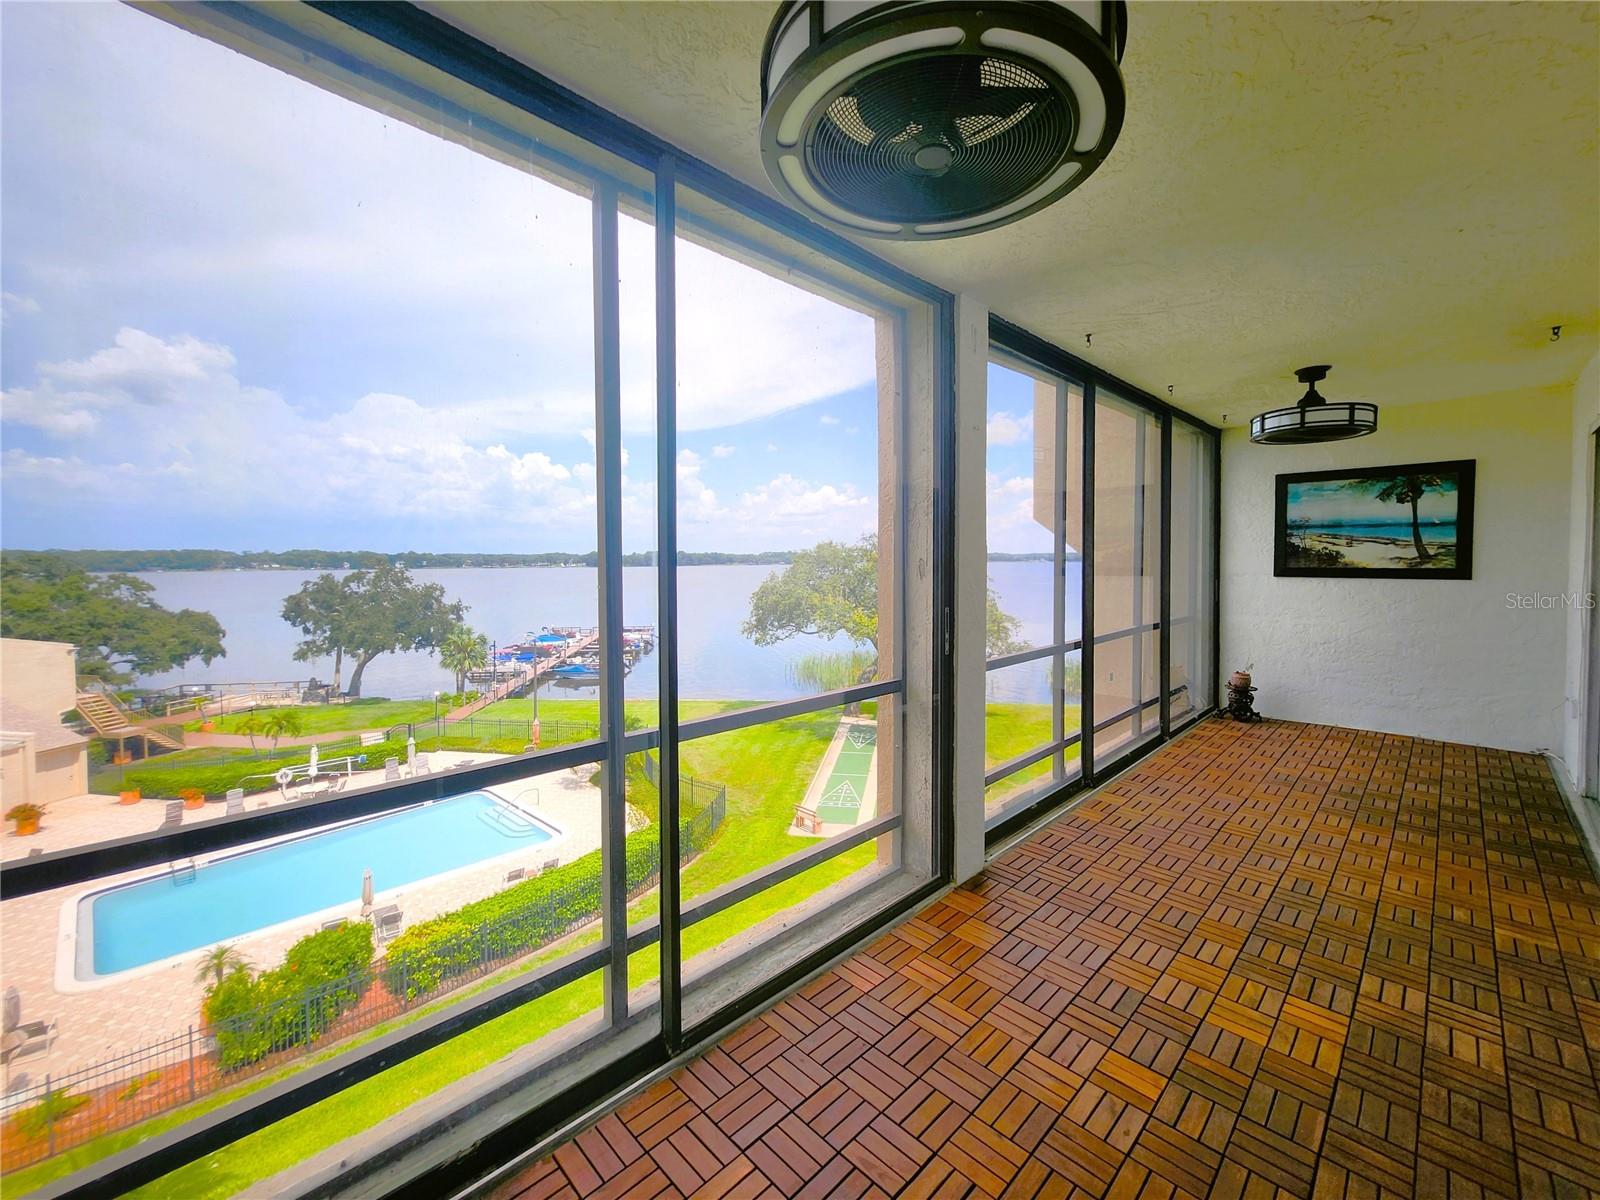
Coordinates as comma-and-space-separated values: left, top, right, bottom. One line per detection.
0, 699, 88, 752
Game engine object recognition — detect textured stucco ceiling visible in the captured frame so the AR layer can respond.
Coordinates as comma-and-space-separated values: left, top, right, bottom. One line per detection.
430, 1, 1599, 424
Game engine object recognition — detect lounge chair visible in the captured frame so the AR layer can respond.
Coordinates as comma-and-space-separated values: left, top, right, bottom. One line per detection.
384, 757, 401, 783
160, 800, 184, 828
320, 917, 349, 931
225, 789, 245, 816
369, 903, 402, 943
541, 857, 559, 873
1, 988, 57, 1071
410, 753, 431, 777
505, 866, 526, 884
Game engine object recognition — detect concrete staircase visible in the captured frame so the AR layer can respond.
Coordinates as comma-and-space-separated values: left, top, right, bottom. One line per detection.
75, 691, 185, 753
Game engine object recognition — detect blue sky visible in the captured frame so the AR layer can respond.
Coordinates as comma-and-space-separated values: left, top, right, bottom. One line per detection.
0, 2, 882, 554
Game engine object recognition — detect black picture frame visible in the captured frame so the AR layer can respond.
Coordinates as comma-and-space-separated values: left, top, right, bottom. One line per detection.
1273, 458, 1476, 579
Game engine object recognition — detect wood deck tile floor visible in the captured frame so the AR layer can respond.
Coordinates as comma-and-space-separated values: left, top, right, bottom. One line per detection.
489, 719, 1600, 1200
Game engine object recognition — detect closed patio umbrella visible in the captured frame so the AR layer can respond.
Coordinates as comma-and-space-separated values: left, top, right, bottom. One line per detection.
361, 867, 374, 917
308, 744, 319, 777
406, 737, 416, 769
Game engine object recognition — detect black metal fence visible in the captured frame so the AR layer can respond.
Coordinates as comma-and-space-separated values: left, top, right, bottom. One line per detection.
0, 762, 727, 1174
387, 716, 600, 748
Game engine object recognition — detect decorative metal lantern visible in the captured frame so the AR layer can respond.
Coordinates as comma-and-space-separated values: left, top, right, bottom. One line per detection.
1250, 365, 1378, 445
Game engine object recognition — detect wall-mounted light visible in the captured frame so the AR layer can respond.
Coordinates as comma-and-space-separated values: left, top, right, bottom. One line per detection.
1249, 365, 1378, 445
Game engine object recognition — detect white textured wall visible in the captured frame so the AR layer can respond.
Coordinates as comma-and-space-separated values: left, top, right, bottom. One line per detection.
1561, 351, 1600, 789
1220, 385, 1571, 752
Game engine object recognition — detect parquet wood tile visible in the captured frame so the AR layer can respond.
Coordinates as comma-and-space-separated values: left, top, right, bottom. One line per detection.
492, 720, 1600, 1200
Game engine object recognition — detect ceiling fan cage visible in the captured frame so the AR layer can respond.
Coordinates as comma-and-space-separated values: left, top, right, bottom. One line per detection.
760, 1, 1128, 240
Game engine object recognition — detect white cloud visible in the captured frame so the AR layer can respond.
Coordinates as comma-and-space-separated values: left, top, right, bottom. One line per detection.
710, 444, 735, 459
675, 449, 723, 522
819, 414, 841, 426
987, 410, 1032, 447
1, 292, 40, 324
731, 473, 871, 535
985, 470, 1054, 553
2, 328, 600, 529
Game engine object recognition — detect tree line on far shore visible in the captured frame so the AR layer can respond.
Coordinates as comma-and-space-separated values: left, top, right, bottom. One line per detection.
0, 540, 1026, 696
0, 547, 1064, 574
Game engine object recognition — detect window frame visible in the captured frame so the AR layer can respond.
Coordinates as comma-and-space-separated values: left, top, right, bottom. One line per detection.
0, 5, 957, 1198
984, 317, 1221, 846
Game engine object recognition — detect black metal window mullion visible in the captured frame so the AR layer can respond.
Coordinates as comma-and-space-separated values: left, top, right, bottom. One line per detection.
1051, 377, 1067, 786
1159, 414, 1172, 737
1210, 429, 1222, 713
1080, 379, 1097, 784
652, 156, 683, 1053
592, 181, 629, 1027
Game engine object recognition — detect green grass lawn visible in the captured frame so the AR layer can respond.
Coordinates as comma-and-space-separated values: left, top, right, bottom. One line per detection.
13, 699, 864, 1199
186, 699, 441, 735
984, 702, 1082, 807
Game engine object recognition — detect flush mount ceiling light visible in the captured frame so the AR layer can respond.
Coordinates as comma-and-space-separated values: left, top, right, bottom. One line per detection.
759, 1, 1127, 240
1250, 365, 1378, 445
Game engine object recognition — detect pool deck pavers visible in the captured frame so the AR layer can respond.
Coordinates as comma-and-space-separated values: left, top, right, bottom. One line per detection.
0, 755, 605, 1082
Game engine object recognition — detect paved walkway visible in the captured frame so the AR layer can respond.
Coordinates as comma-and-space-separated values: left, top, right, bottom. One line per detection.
180, 729, 386, 750
494, 718, 1600, 1200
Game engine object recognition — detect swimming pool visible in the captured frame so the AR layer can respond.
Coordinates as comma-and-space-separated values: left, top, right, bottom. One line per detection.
80, 791, 554, 979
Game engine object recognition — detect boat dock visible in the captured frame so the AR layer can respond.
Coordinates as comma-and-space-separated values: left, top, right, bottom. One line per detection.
457, 625, 655, 717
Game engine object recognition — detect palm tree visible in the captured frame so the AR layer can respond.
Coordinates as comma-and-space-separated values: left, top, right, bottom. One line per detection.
1345, 473, 1449, 561
236, 712, 264, 755
194, 944, 249, 991
440, 625, 489, 695
261, 708, 305, 755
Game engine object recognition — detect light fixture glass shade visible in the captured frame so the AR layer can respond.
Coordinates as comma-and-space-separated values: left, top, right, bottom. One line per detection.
1250, 402, 1378, 445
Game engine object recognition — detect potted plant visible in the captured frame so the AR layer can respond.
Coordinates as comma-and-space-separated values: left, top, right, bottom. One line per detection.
6, 803, 44, 836
180, 787, 206, 811
200, 718, 216, 733
118, 786, 141, 805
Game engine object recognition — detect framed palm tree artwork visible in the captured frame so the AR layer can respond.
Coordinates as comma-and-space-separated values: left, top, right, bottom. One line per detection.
1273, 459, 1475, 578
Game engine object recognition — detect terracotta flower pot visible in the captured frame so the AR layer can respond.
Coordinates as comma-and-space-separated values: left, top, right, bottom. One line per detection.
112, 751, 132, 766
119, 789, 141, 805
14, 817, 39, 836
200, 721, 215, 733
183, 796, 206, 811
1229, 671, 1252, 689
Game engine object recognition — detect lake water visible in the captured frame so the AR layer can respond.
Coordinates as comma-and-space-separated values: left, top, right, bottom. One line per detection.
132, 561, 1077, 704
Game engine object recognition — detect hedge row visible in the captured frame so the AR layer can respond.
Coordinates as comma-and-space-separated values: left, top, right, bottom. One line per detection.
203, 923, 375, 1070
380, 826, 660, 999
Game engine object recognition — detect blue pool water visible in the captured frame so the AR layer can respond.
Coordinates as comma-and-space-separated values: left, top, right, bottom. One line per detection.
84, 791, 552, 977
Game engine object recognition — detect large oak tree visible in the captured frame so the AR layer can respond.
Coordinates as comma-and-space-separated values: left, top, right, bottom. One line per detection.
0, 552, 225, 683
282, 564, 465, 697
743, 537, 1024, 671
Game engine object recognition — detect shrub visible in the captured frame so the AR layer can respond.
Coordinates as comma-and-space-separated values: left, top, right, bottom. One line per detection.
204, 923, 375, 1071
117, 1072, 162, 1103
380, 821, 670, 1002
12, 1088, 90, 1141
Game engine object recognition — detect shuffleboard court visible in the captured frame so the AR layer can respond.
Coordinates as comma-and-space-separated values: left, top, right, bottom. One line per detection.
814, 723, 877, 825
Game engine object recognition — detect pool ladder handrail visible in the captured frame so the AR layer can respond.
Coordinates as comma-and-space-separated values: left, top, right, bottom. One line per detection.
170, 858, 198, 886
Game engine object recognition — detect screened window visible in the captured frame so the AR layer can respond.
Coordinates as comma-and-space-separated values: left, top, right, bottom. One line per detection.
0, 5, 944, 1196
983, 325, 1218, 836
982, 355, 1084, 817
